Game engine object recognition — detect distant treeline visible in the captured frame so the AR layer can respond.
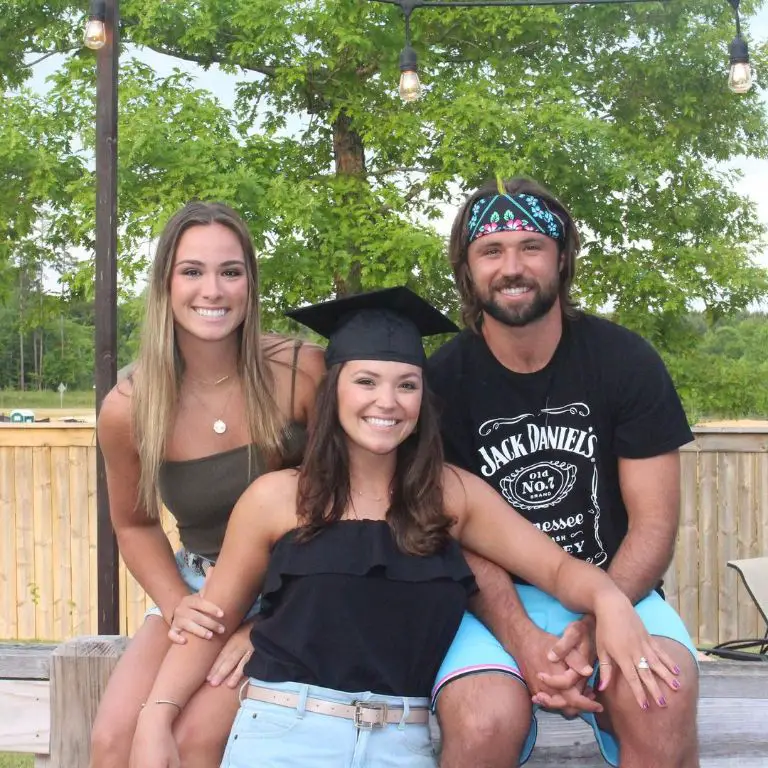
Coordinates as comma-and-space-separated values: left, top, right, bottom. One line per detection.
1, 276, 765, 420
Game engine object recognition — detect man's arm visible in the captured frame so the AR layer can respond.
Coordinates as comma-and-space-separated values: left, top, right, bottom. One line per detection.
544, 451, 682, 683
607, 451, 681, 601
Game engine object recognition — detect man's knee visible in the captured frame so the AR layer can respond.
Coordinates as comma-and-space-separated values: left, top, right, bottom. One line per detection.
602, 644, 699, 763
437, 672, 531, 751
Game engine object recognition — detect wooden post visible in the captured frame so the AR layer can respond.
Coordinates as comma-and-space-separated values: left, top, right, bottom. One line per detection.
94, 0, 120, 635
47, 636, 128, 768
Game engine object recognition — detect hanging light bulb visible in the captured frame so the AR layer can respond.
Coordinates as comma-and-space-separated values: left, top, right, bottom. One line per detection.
83, 0, 107, 50
399, 44, 421, 102
84, 17, 106, 50
728, 35, 753, 93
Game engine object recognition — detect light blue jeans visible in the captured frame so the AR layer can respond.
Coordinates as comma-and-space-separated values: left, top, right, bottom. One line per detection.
220, 680, 436, 768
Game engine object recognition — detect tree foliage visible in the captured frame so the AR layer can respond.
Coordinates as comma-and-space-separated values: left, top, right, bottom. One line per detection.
0, 0, 766, 341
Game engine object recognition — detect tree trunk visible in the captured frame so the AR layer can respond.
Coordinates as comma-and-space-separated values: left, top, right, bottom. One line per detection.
18, 329, 25, 391
332, 110, 366, 296
332, 109, 366, 177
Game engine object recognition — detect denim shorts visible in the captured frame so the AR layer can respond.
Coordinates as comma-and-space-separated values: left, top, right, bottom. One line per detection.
432, 586, 698, 767
220, 679, 436, 768
145, 549, 261, 622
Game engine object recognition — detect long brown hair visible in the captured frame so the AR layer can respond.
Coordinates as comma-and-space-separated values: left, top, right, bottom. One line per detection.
296, 364, 453, 556
449, 176, 581, 332
131, 201, 285, 519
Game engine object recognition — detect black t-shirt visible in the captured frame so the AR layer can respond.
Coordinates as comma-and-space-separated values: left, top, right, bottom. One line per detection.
427, 314, 693, 571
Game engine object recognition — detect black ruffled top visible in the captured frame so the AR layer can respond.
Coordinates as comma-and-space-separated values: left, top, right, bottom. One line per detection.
244, 520, 477, 697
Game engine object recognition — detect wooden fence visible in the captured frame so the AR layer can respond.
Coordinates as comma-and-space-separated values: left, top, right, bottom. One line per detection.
1, 423, 766, 644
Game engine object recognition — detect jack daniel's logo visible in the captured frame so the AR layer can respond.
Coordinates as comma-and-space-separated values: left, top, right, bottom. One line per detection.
479, 423, 597, 477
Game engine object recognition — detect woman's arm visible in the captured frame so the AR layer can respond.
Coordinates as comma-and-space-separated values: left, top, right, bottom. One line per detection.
98, 385, 189, 622
446, 466, 680, 708
129, 473, 296, 768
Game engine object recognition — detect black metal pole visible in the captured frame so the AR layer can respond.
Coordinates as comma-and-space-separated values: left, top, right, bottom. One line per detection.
95, 0, 120, 635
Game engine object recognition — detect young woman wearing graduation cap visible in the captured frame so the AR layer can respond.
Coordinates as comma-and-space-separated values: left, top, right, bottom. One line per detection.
129, 287, 682, 768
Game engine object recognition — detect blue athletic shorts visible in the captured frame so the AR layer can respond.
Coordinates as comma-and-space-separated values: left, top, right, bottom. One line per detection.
432, 585, 697, 766
145, 549, 261, 622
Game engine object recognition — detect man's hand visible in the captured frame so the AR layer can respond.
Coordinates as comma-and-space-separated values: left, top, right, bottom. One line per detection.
533, 616, 599, 716
513, 622, 601, 715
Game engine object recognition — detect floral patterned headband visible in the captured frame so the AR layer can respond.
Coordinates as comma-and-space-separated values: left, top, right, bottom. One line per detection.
466, 193, 566, 245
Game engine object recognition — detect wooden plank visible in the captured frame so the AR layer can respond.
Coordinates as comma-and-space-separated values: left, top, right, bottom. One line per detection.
758, 452, 768, 638
49, 448, 72, 640
69, 448, 91, 637
698, 452, 719, 646
682, 432, 768, 453
677, 451, 699, 642
32, 447, 54, 641
0, 643, 55, 679
718, 452, 739, 645
0, 679, 50, 753
737, 454, 758, 640
15, 447, 37, 640
87, 447, 98, 636
0, 426, 95, 448
0, 446, 18, 639
530, 698, 768, 766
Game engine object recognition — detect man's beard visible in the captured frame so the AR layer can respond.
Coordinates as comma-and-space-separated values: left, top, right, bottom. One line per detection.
479, 278, 559, 328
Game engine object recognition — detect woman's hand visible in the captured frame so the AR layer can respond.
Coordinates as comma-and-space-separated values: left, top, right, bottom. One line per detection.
592, 592, 682, 709
129, 708, 180, 768
206, 621, 256, 688
167, 567, 225, 644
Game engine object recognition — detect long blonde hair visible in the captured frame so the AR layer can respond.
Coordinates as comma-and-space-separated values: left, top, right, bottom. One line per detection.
131, 202, 284, 519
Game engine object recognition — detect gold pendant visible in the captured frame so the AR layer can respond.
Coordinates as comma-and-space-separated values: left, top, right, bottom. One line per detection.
213, 419, 227, 435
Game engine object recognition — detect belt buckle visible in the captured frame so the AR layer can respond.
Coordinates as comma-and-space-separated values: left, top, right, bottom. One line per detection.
353, 701, 388, 729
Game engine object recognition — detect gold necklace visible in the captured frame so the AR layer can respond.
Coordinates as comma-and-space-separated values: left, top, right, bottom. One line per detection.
186, 373, 233, 387
186, 378, 238, 435
352, 487, 391, 503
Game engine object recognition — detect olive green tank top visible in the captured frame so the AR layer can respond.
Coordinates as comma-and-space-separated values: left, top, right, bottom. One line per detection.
158, 424, 306, 560
158, 341, 309, 560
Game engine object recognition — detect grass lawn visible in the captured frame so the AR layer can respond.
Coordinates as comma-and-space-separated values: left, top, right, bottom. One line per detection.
0, 755, 32, 768
0, 390, 95, 410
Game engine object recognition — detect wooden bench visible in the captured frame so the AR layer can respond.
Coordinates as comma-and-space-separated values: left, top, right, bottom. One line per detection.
1, 639, 767, 766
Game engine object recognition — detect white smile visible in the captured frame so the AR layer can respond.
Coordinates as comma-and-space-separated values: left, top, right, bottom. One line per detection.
499, 287, 530, 296
363, 417, 398, 428
194, 307, 228, 318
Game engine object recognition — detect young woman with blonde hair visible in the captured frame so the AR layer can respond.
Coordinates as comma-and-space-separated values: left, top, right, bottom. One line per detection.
90, 201, 324, 768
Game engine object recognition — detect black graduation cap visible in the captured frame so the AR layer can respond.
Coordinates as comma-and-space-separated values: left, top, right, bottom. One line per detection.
286, 287, 459, 367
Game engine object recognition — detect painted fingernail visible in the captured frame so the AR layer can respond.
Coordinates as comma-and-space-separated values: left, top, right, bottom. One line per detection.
205, 630, 213, 639
218, 625, 225, 633
671, 679, 680, 690
658, 697, 667, 707
673, 665, 681, 675
641, 701, 649, 711
598, 679, 608, 691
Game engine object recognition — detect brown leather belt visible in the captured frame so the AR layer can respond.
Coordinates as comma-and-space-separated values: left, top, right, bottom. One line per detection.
243, 683, 430, 729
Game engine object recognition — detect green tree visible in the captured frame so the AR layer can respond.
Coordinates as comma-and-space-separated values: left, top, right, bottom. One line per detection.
0, 0, 766, 341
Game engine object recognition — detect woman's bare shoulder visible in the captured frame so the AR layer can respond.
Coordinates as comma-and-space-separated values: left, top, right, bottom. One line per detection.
235, 469, 300, 539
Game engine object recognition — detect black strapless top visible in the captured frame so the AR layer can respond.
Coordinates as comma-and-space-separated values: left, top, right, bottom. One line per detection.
245, 520, 476, 697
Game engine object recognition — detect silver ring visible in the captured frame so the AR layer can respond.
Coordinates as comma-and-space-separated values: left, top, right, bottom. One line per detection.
636, 657, 651, 670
